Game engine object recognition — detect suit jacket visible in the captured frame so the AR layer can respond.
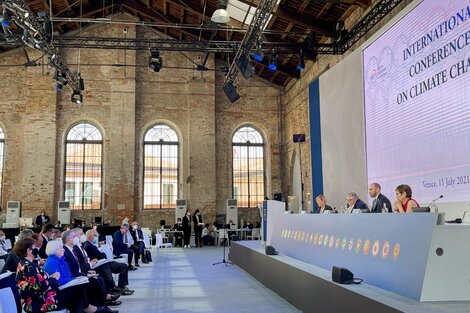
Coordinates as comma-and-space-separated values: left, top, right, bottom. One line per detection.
1, 251, 20, 274
63, 245, 86, 277
112, 230, 129, 256
352, 198, 369, 212
370, 193, 392, 213
182, 215, 191, 231
37, 234, 49, 259
319, 204, 334, 214
193, 214, 203, 230
73, 245, 92, 272
83, 241, 107, 261
130, 228, 144, 242
35, 214, 50, 226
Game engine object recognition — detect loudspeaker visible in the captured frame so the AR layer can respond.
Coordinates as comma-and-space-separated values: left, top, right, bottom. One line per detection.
273, 193, 283, 201
265, 245, 278, 255
223, 82, 240, 103
293, 133, 306, 142
332, 266, 354, 284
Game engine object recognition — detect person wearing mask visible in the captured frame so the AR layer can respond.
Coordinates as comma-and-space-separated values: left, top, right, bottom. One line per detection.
182, 210, 192, 248
193, 209, 204, 248
112, 224, 137, 270
368, 183, 392, 213
54, 221, 62, 228
393, 184, 419, 213
15, 238, 107, 313
83, 229, 134, 296
316, 195, 334, 214
130, 221, 147, 264
345, 192, 369, 213
201, 223, 214, 246
35, 209, 51, 227
38, 223, 56, 259
0, 229, 8, 260
173, 218, 184, 247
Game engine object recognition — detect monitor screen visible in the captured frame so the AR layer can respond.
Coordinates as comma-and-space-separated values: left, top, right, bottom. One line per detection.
159, 220, 166, 226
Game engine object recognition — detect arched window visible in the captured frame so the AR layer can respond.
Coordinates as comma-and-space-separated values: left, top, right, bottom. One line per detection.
143, 124, 179, 209
0, 127, 4, 204
64, 123, 103, 210
232, 126, 265, 208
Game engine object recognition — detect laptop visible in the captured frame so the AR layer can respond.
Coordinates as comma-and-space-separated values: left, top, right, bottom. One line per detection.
462, 211, 470, 224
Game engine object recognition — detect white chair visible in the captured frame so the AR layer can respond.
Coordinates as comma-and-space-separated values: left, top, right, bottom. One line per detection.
217, 229, 228, 246
105, 235, 113, 246
99, 244, 127, 264
0, 259, 5, 273
155, 234, 172, 255
247, 228, 261, 240
3, 239, 12, 250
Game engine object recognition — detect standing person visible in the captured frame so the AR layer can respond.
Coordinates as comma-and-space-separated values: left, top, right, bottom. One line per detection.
35, 210, 51, 227
393, 184, 419, 213
193, 209, 204, 248
182, 210, 192, 248
368, 183, 392, 213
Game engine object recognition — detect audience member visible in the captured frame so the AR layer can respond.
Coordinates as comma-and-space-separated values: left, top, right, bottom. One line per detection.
193, 209, 204, 248
54, 220, 62, 228
243, 219, 254, 229
1, 229, 34, 274
393, 184, 419, 213
173, 218, 184, 247
112, 224, 137, 270
34, 209, 51, 227
130, 221, 147, 264
182, 210, 192, 248
38, 223, 55, 259
0, 229, 8, 260
201, 223, 214, 246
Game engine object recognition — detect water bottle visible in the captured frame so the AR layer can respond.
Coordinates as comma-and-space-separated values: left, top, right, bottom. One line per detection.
382, 203, 388, 213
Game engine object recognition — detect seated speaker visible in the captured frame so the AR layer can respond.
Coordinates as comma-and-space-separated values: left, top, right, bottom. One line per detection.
332, 266, 354, 284
265, 245, 278, 255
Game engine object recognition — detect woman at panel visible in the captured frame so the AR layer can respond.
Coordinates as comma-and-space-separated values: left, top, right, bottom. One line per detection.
393, 184, 419, 213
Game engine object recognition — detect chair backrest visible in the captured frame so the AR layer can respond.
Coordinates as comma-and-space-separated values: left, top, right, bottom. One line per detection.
251, 228, 260, 238
3, 239, 12, 250
99, 244, 113, 261
0, 287, 17, 313
105, 235, 113, 245
141, 227, 152, 238
155, 234, 163, 246
143, 234, 151, 248
0, 260, 5, 273
218, 229, 228, 239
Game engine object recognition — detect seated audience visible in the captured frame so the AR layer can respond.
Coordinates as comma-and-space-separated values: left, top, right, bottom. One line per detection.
15, 238, 106, 313
173, 218, 184, 247
112, 224, 137, 270
130, 221, 147, 264
2, 229, 34, 274
243, 219, 254, 230
38, 224, 55, 259
393, 184, 419, 213
316, 195, 334, 214
201, 223, 214, 246
346, 192, 369, 213
83, 229, 134, 296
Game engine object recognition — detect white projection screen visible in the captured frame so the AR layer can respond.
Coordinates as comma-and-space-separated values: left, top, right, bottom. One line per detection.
362, 0, 470, 205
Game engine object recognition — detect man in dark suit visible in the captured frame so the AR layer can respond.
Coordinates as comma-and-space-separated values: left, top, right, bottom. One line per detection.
130, 221, 147, 264
368, 183, 392, 213
83, 229, 134, 296
315, 195, 334, 213
346, 192, 369, 213
35, 209, 51, 227
113, 224, 136, 270
38, 223, 55, 259
173, 218, 184, 247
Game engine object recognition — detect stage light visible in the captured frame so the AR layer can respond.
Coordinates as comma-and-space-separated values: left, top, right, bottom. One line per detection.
55, 83, 63, 92
268, 53, 278, 71
4, 2, 30, 18
296, 50, 305, 71
252, 43, 264, 62
54, 70, 68, 86
148, 50, 162, 72
236, 54, 254, 79
71, 91, 83, 104
211, 0, 230, 24
223, 81, 240, 103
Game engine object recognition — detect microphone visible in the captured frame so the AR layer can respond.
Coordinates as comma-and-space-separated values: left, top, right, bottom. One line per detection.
429, 195, 443, 212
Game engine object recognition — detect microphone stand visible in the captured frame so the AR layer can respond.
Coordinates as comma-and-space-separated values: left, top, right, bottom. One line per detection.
429, 195, 443, 213
213, 220, 233, 267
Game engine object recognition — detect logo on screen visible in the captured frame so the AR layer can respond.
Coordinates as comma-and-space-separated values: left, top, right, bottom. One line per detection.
355, 239, 362, 253
382, 241, 390, 259
348, 238, 354, 251
363, 239, 371, 256
301, 232, 306, 241
335, 238, 340, 249
319, 234, 324, 245
329, 236, 335, 248
310, 233, 314, 243
313, 233, 319, 245
342, 237, 347, 250
372, 240, 380, 257
393, 243, 401, 260
323, 235, 329, 246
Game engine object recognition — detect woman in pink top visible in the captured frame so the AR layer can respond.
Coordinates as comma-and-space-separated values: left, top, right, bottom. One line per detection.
393, 184, 419, 213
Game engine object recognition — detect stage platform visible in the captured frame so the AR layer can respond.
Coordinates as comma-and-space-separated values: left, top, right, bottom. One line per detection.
228, 241, 470, 313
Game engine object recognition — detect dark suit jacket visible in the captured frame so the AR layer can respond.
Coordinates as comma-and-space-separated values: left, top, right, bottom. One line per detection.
318, 205, 334, 214
83, 241, 107, 261
353, 199, 369, 212
182, 215, 191, 231
63, 246, 86, 277
35, 215, 50, 226
38, 234, 49, 259
130, 229, 144, 243
1, 251, 19, 274
112, 230, 129, 256
370, 193, 392, 213
73, 245, 92, 272
193, 214, 203, 230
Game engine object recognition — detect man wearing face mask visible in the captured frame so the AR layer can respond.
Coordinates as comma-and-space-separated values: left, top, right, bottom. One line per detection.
38, 223, 55, 259
173, 218, 184, 247
130, 221, 147, 264
0, 229, 8, 260
182, 210, 192, 248
193, 209, 204, 248
35, 209, 51, 227
84, 229, 134, 296
61, 230, 120, 311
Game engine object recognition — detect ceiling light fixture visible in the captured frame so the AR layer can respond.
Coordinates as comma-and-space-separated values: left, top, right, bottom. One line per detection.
148, 50, 163, 72
268, 52, 278, 71
211, 0, 230, 24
